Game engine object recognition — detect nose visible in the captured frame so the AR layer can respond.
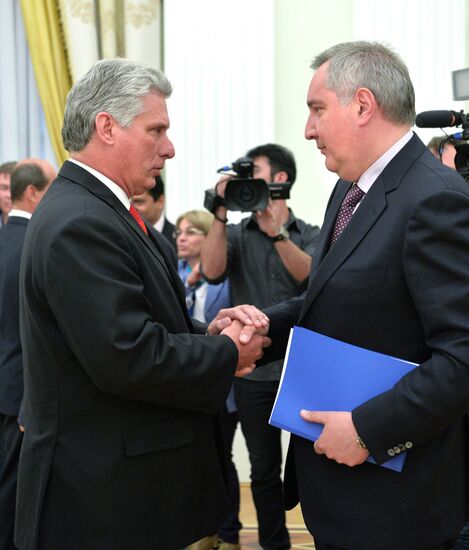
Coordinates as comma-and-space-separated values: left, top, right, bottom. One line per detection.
162, 135, 176, 159
304, 114, 316, 141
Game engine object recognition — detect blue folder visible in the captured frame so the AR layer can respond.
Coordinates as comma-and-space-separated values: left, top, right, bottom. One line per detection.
269, 326, 417, 472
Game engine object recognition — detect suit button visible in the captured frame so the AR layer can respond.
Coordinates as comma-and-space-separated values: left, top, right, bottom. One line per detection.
393, 446, 401, 454
398, 444, 406, 452
387, 448, 396, 457
405, 441, 413, 449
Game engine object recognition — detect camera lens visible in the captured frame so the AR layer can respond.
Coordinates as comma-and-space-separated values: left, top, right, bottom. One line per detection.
239, 186, 256, 204
225, 179, 269, 211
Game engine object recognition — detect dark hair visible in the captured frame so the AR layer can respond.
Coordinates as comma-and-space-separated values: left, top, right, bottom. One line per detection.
0, 161, 17, 175
148, 175, 165, 201
11, 163, 48, 202
246, 143, 296, 184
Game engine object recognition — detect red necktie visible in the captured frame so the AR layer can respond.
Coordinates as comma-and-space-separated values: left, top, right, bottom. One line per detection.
129, 204, 148, 236
329, 184, 365, 246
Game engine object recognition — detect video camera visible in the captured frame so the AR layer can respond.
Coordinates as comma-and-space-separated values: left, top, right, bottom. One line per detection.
204, 157, 293, 213
416, 109, 469, 181
415, 67, 469, 182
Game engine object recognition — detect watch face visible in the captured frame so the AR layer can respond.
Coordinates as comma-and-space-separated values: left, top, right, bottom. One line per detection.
280, 226, 289, 239
272, 227, 289, 241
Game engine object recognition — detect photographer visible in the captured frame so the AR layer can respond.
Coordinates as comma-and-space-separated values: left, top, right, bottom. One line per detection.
200, 143, 319, 550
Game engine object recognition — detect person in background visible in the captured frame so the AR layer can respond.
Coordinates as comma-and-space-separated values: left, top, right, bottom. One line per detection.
0, 162, 17, 227
427, 135, 457, 169
176, 210, 241, 550
201, 143, 320, 550
0, 159, 55, 550
428, 137, 469, 550
132, 174, 176, 249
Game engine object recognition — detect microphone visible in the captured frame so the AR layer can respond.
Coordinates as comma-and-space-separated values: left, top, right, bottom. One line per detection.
415, 110, 463, 128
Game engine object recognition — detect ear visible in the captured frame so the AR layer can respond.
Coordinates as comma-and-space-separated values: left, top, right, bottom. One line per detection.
272, 170, 288, 183
355, 87, 376, 126
94, 112, 118, 145
25, 184, 40, 205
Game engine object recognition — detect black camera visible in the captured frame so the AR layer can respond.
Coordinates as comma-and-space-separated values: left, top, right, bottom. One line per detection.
204, 157, 293, 213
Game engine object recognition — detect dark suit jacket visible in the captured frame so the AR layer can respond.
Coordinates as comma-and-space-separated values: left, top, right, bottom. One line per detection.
265, 134, 469, 549
0, 216, 28, 416
161, 216, 176, 250
15, 161, 238, 550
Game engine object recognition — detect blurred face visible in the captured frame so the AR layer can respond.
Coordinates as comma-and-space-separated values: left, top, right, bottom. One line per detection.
441, 143, 457, 170
305, 62, 360, 181
252, 156, 273, 183
132, 192, 164, 225
175, 218, 206, 264
114, 92, 175, 197
0, 172, 12, 214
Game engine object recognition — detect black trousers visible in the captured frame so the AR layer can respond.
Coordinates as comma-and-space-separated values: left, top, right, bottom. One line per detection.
217, 404, 242, 543
313, 538, 455, 550
234, 378, 290, 550
0, 414, 22, 550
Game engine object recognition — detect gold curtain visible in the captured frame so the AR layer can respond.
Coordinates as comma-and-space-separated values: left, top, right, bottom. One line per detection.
20, 0, 71, 166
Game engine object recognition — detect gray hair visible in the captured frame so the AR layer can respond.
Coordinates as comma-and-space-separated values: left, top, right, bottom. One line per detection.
311, 41, 415, 126
11, 163, 48, 202
62, 58, 173, 152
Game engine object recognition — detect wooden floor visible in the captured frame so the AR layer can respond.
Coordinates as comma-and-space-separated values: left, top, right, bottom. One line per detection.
239, 483, 315, 549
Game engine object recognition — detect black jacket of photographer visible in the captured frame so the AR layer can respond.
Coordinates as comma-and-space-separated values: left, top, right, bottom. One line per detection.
202, 210, 319, 381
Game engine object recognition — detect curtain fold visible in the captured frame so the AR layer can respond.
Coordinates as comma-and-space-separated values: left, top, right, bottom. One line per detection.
19, 0, 71, 166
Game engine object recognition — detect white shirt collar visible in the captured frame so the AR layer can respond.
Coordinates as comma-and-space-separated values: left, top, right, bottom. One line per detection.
8, 209, 32, 220
356, 130, 414, 194
154, 215, 165, 233
69, 158, 131, 210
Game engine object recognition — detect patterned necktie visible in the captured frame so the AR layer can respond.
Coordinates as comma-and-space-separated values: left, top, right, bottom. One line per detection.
329, 184, 365, 246
129, 204, 148, 236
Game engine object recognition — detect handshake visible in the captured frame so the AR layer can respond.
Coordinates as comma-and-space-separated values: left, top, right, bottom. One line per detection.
207, 305, 271, 377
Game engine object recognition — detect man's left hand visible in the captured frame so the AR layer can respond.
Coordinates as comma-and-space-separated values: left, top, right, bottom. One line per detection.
256, 206, 280, 237
300, 410, 369, 466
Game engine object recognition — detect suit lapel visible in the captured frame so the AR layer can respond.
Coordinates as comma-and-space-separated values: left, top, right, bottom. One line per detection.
299, 180, 387, 320
299, 133, 425, 322
147, 228, 194, 327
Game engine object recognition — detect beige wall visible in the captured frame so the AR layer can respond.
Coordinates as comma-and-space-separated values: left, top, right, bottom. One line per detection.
274, 0, 354, 227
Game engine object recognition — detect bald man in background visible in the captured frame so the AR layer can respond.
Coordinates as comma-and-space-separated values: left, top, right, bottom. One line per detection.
0, 159, 55, 550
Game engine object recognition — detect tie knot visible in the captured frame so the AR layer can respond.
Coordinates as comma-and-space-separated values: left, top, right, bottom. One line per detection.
343, 184, 365, 209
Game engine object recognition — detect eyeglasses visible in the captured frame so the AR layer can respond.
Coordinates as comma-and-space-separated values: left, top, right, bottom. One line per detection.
173, 227, 205, 238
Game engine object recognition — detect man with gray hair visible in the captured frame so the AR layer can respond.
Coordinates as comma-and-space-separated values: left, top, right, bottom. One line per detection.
0, 159, 55, 550
15, 58, 269, 550
229, 41, 469, 549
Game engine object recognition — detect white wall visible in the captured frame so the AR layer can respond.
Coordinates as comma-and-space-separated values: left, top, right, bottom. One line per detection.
163, 0, 275, 223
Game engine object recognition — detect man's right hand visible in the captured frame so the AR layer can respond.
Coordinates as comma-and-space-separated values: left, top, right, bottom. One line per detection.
207, 305, 269, 337
215, 176, 231, 199
221, 319, 271, 377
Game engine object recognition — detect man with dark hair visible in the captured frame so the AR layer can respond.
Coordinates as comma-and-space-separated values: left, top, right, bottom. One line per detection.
0, 161, 17, 228
0, 159, 55, 550
201, 142, 320, 550
133, 174, 176, 249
